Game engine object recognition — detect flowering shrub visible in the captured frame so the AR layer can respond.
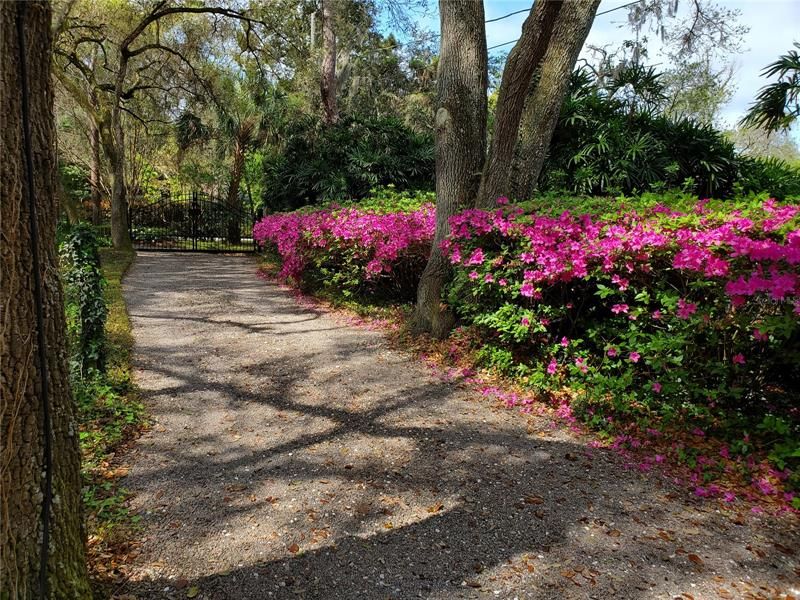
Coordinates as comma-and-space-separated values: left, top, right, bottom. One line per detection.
444, 196, 800, 481
253, 193, 435, 299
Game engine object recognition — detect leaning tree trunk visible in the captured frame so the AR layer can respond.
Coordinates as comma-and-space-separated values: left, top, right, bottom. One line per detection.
475, 0, 563, 208
411, 0, 487, 338
90, 115, 102, 225
226, 141, 246, 244
320, 0, 338, 125
1, 2, 92, 598
512, 0, 600, 200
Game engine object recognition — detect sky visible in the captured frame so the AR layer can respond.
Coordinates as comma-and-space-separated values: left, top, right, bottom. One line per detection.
404, 0, 799, 137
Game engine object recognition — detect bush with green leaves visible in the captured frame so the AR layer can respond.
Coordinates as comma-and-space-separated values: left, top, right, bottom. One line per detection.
539, 67, 800, 200
60, 223, 107, 375
540, 69, 740, 197
444, 196, 800, 488
261, 115, 433, 211
737, 155, 800, 200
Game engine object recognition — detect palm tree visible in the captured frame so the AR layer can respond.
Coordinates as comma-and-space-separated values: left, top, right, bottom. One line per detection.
175, 76, 266, 244
218, 108, 262, 243
741, 43, 800, 133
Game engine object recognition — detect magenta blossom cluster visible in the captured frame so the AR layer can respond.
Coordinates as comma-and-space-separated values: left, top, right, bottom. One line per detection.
443, 199, 800, 310
253, 204, 435, 280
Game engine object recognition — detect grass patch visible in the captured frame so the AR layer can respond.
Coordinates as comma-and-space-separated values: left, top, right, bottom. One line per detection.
78, 248, 145, 580
100, 248, 135, 380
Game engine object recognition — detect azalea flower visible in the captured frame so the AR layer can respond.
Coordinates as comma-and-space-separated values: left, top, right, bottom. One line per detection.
754, 478, 775, 495
732, 353, 746, 365
606, 347, 617, 357
560, 336, 570, 347
611, 303, 629, 314
611, 274, 629, 290
628, 352, 640, 363
546, 358, 558, 375
651, 381, 662, 393
676, 298, 697, 319
466, 248, 485, 266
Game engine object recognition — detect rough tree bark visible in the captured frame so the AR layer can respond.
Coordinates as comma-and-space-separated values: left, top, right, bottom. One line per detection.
90, 96, 102, 225
1, 2, 91, 597
109, 41, 132, 250
475, 0, 563, 208
320, 0, 338, 125
512, 0, 600, 200
411, 0, 487, 337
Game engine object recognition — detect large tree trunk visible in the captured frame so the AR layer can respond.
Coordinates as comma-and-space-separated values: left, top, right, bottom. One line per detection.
512, 0, 600, 200
109, 148, 131, 249
90, 107, 102, 226
58, 175, 82, 224
320, 0, 338, 125
475, 0, 563, 208
109, 47, 132, 250
226, 141, 245, 244
411, 0, 487, 338
1, 3, 91, 597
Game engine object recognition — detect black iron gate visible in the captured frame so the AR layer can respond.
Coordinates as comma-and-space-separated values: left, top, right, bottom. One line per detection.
129, 191, 258, 253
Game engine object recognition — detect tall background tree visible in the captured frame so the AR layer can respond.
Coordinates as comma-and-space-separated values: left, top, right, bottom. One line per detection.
52, 0, 284, 249
510, 0, 601, 201
1, 2, 91, 596
410, 0, 487, 336
320, 0, 339, 124
412, 0, 602, 333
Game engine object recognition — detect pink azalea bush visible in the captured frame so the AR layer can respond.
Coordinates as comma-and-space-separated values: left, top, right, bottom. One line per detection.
445, 196, 799, 486
253, 201, 435, 299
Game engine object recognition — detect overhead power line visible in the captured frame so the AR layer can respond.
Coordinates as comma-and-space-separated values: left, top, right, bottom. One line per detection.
486, 0, 644, 52
485, 8, 530, 24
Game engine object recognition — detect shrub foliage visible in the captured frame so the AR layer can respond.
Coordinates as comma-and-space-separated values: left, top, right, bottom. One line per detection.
261, 115, 434, 211
61, 223, 107, 375
539, 69, 800, 199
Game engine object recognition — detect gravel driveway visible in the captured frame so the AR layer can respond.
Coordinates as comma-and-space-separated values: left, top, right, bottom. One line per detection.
121, 252, 798, 600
